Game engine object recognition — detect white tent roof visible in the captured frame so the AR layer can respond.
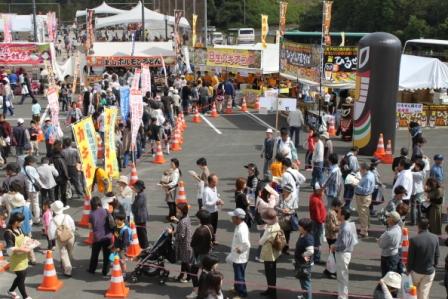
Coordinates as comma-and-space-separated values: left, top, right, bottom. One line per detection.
90, 41, 175, 57
75, 1, 127, 17
213, 43, 279, 74
0, 14, 47, 32
399, 54, 448, 90
95, 1, 190, 29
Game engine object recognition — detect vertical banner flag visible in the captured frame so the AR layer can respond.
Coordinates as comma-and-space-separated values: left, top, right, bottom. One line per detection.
46, 12, 57, 42
120, 86, 130, 122
279, 2, 288, 37
323, 1, 333, 46
131, 32, 136, 56
161, 56, 168, 86
174, 10, 183, 55
86, 9, 95, 50
141, 64, 151, 96
192, 14, 198, 47
72, 117, 98, 194
131, 69, 141, 90
2, 14, 12, 43
47, 86, 60, 127
44, 60, 56, 86
261, 15, 269, 49
72, 52, 80, 94
104, 107, 119, 179
130, 90, 143, 149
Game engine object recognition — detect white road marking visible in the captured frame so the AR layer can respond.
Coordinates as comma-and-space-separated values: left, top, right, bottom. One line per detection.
199, 114, 222, 135
244, 111, 276, 131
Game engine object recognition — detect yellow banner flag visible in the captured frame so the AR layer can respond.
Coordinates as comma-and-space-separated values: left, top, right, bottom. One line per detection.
192, 14, 198, 47
261, 14, 269, 49
72, 117, 97, 195
104, 107, 119, 179
279, 2, 288, 37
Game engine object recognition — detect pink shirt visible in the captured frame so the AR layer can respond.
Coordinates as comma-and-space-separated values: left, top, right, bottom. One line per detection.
42, 209, 53, 234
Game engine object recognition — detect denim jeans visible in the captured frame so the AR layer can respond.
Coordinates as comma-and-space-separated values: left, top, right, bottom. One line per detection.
380, 254, 400, 277
311, 162, 323, 187
289, 126, 301, 149
299, 268, 312, 299
263, 158, 273, 178
233, 263, 248, 297
311, 221, 323, 263
410, 193, 423, 225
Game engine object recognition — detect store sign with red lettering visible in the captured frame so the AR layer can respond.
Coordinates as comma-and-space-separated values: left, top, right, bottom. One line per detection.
87, 55, 174, 67
206, 48, 262, 69
0, 43, 51, 65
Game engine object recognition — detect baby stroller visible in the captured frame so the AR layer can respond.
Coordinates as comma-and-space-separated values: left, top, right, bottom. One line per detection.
128, 229, 176, 285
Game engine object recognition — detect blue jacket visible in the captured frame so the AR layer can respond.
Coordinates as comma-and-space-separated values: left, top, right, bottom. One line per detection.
355, 171, 375, 196
10, 206, 33, 235
224, 80, 234, 97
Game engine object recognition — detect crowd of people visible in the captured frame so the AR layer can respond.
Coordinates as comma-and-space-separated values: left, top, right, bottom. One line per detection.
0, 65, 446, 299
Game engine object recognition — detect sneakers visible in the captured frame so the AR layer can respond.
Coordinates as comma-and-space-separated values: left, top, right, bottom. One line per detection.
185, 291, 198, 299
255, 256, 264, 263
7, 291, 19, 299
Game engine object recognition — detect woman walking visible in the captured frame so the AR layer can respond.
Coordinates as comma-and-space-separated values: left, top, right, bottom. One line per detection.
4, 212, 32, 299
295, 218, 315, 299
87, 196, 112, 277
171, 201, 192, 282
131, 180, 149, 249
161, 158, 181, 220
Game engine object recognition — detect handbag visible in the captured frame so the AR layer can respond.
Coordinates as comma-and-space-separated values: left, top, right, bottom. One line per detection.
24, 167, 41, 192
278, 213, 292, 231
294, 260, 312, 280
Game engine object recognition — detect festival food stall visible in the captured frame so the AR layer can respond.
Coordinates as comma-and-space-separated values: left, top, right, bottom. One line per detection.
397, 54, 448, 128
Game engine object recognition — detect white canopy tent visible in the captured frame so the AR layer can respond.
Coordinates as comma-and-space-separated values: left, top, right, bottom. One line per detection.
75, 1, 127, 18
0, 14, 47, 32
95, 1, 190, 30
399, 54, 448, 90
214, 43, 279, 74
90, 41, 175, 57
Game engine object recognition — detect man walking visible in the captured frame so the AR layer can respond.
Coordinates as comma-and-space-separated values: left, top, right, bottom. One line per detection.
37, 157, 59, 203
260, 128, 275, 178
377, 211, 402, 276
354, 162, 375, 238
311, 133, 324, 187
323, 153, 343, 209
408, 218, 439, 299
341, 147, 359, 211
331, 209, 357, 299
287, 109, 304, 149
226, 208, 251, 299
392, 159, 413, 205
12, 118, 28, 156
62, 138, 84, 198
203, 174, 224, 243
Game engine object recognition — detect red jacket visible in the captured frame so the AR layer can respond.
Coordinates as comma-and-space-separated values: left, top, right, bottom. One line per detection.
309, 194, 327, 224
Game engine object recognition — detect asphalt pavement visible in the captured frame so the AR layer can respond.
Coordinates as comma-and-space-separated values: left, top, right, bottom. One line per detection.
0, 97, 447, 299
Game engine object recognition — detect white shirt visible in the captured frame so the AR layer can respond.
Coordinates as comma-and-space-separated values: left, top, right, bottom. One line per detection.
203, 186, 220, 213
412, 171, 425, 195
37, 164, 59, 189
227, 221, 250, 264
312, 139, 324, 163
281, 167, 305, 205
275, 137, 293, 160
392, 169, 413, 200
287, 110, 304, 128
48, 213, 76, 240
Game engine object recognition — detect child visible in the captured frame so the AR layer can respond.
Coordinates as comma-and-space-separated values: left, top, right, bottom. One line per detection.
31, 98, 41, 123
309, 182, 326, 263
42, 200, 55, 250
162, 120, 172, 155
411, 160, 426, 225
187, 255, 219, 299
28, 121, 39, 156
112, 212, 132, 276
379, 185, 407, 225
305, 128, 315, 170
270, 153, 284, 179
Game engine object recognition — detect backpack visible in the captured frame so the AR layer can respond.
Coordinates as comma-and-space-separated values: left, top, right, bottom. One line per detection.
272, 230, 287, 252
119, 225, 133, 245
339, 153, 352, 178
53, 215, 74, 244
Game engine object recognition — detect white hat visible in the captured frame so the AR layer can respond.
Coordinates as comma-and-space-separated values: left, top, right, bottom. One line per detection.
118, 175, 129, 185
228, 208, 246, 219
102, 195, 115, 204
169, 86, 174, 91
266, 128, 273, 133
382, 271, 401, 289
44, 117, 51, 122
314, 182, 322, 190
9, 193, 26, 208
173, 89, 178, 94
50, 200, 70, 214
17, 118, 24, 124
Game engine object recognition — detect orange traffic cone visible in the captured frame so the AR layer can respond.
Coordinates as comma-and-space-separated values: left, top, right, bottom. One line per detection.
105, 256, 129, 298
178, 123, 184, 145
408, 286, 417, 299
401, 227, 409, 267
381, 139, 394, 164
97, 134, 104, 160
175, 181, 188, 205
129, 163, 138, 186
210, 102, 218, 118
171, 128, 182, 152
77, 195, 91, 228
152, 141, 166, 164
0, 246, 10, 272
84, 230, 94, 245
180, 112, 187, 129
126, 222, 142, 257
38, 250, 63, 292
240, 97, 248, 112
176, 114, 184, 132
328, 116, 336, 137
192, 107, 202, 123
254, 96, 260, 110
374, 133, 386, 159
225, 98, 233, 114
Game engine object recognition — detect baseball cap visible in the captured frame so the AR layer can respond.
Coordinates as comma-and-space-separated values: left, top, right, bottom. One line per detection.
228, 208, 246, 219
244, 163, 257, 170
434, 154, 444, 161
17, 118, 24, 124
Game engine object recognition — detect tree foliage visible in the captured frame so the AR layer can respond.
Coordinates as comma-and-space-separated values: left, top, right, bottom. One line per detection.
299, 0, 448, 41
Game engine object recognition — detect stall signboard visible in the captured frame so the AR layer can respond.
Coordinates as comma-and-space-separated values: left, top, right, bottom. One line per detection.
193, 48, 207, 66
206, 48, 262, 69
280, 41, 320, 82
0, 43, 51, 65
395, 104, 448, 128
323, 46, 357, 84
396, 103, 423, 114
87, 55, 175, 67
